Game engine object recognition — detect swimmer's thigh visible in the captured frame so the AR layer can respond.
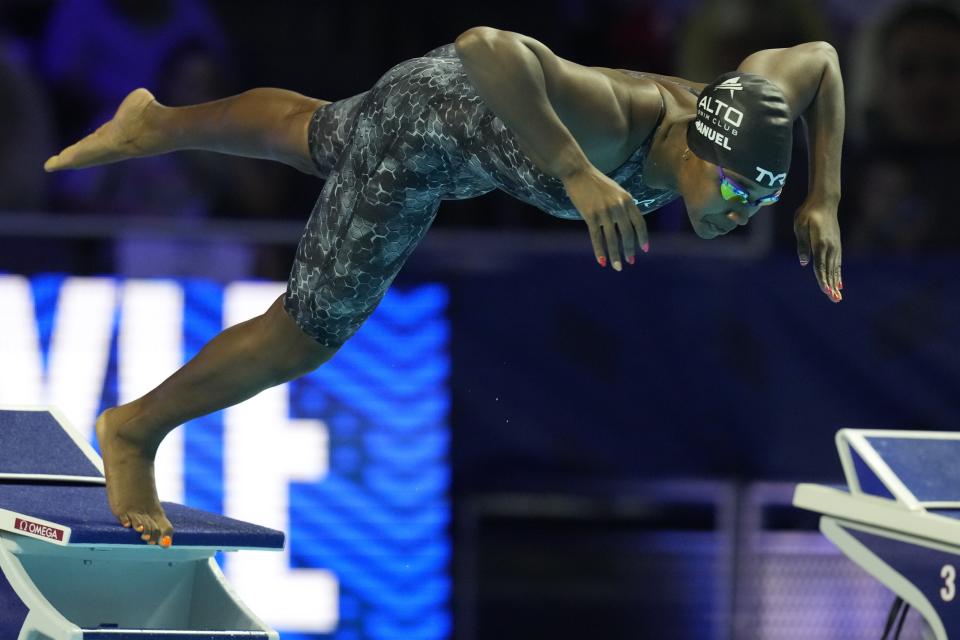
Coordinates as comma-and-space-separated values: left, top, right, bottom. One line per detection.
283, 139, 442, 349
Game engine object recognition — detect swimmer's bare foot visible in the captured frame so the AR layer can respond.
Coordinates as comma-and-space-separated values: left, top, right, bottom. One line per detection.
95, 407, 174, 548
44, 88, 165, 172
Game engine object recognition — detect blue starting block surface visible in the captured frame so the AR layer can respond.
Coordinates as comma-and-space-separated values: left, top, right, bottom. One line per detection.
0, 484, 284, 548
0, 406, 282, 639
794, 429, 960, 640
0, 407, 283, 550
0, 408, 104, 482
839, 430, 960, 508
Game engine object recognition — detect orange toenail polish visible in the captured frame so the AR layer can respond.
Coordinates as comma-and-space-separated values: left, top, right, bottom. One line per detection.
161, 536, 172, 547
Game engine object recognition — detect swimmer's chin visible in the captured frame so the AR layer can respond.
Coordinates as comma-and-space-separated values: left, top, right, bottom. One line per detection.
694, 225, 724, 240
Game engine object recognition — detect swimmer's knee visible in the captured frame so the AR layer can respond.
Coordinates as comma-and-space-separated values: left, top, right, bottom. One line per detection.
288, 341, 338, 377
262, 294, 340, 376
268, 327, 339, 381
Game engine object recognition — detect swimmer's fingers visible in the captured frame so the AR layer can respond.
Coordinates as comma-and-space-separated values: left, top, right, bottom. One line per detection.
794, 217, 812, 267
804, 220, 828, 297
829, 245, 842, 296
614, 206, 636, 263
794, 216, 829, 296
833, 230, 844, 294
816, 229, 842, 302
815, 251, 830, 299
602, 197, 647, 271
584, 214, 609, 268
561, 166, 638, 271
584, 208, 626, 272
599, 210, 623, 271
794, 204, 842, 301
814, 244, 843, 303
623, 203, 648, 265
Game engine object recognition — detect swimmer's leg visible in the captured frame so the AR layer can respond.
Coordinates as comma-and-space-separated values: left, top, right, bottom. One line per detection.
97, 293, 336, 547
95, 77, 443, 546
97, 154, 440, 549
45, 87, 330, 176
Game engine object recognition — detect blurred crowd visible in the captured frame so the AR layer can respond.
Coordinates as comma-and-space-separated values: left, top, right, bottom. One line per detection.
0, 0, 958, 278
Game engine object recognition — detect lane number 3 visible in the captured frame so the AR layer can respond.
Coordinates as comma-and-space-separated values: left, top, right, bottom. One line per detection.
942, 564, 956, 602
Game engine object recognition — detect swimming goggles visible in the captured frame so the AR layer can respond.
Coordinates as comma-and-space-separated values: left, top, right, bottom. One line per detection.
718, 167, 781, 207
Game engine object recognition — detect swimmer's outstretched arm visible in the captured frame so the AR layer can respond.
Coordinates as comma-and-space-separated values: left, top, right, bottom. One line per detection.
739, 42, 845, 299
45, 87, 326, 176
456, 26, 651, 270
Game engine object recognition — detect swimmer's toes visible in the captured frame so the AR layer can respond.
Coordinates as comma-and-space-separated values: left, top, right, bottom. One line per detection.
144, 511, 172, 546
156, 513, 174, 548
130, 514, 146, 535
159, 527, 174, 548
139, 514, 157, 543
46, 144, 86, 171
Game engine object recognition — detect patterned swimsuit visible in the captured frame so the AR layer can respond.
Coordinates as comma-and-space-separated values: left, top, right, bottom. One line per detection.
283, 43, 682, 348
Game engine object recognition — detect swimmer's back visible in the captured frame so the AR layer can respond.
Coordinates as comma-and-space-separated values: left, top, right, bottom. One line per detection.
305, 42, 684, 217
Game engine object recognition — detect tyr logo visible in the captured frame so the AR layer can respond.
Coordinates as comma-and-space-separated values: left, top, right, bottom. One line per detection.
755, 166, 787, 187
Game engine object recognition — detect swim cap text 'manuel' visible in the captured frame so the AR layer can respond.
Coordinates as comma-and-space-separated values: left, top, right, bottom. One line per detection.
693, 119, 733, 151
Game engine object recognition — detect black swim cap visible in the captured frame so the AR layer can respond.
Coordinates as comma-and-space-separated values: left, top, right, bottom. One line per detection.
687, 72, 793, 189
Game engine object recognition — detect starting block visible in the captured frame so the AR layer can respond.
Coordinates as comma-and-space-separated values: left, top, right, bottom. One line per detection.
794, 429, 960, 639
0, 406, 284, 640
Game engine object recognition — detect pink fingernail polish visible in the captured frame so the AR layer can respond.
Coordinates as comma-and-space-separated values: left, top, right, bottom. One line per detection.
627, 256, 635, 265
642, 242, 650, 253
598, 256, 607, 267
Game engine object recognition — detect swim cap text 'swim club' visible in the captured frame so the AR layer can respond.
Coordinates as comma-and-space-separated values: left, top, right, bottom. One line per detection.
687, 72, 793, 189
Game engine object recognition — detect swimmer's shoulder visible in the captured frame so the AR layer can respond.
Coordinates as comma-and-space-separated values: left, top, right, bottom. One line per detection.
598, 68, 705, 148
614, 70, 707, 96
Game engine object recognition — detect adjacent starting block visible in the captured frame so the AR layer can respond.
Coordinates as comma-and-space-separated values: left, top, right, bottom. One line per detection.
794, 429, 960, 639
0, 406, 284, 640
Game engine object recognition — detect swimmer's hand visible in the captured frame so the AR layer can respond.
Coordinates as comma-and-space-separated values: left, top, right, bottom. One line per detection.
794, 199, 842, 302
562, 166, 649, 272
44, 88, 162, 172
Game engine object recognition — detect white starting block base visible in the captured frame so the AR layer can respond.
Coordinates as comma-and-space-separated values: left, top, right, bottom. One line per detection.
795, 429, 960, 640
2, 536, 276, 640
0, 407, 283, 640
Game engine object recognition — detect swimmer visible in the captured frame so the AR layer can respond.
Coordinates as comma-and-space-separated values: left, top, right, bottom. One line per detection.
43, 29, 844, 548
